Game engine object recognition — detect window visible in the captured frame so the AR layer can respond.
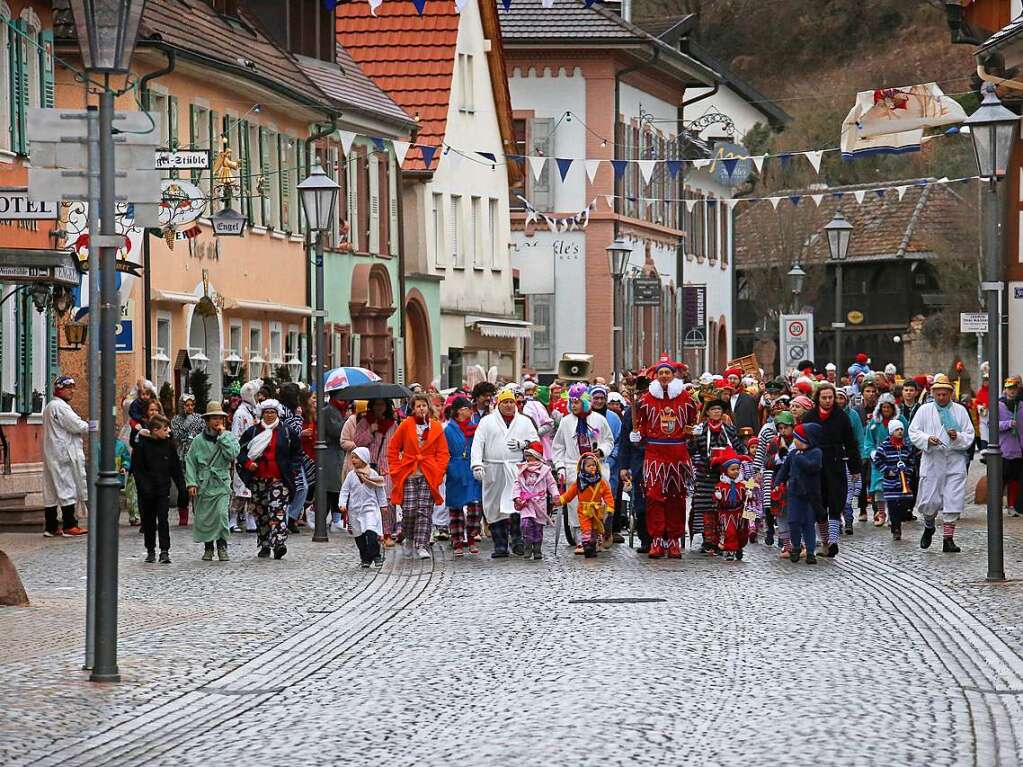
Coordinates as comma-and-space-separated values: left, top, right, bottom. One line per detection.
530, 294, 555, 371
248, 323, 264, 376
0, 286, 16, 413
21, 9, 39, 113
471, 196, 483, 269
529, 118, 554, 211
432, 192, 445, 268
247, 0, 335, 62
154, 313, 172, 390
488, 198, 499, 270
269, 322, 284, 368
286, 326, 301, 362
458, 53, 475, 113
229, 321, 242, 356
509, 118, 527, 208
450, 195, 463, 267
707, 197, 718, 264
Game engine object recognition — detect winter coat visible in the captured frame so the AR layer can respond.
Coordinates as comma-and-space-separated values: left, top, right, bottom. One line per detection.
339, 468, 387, 537
238, 422, 303, 497
320, 402, 346, 494
775, 446, 824, 516
41, 397, 89, 507
689, 421, 745, 516
999, 396, 1023, 461
131, 435, 187, 503
443, 420, 482, 509
387, 418, 450, 506
185, 428, 240, 543
512, 462, 559, 524
862, 414, 910, 493
802, 406, 861, 475
871, 436, 917, 503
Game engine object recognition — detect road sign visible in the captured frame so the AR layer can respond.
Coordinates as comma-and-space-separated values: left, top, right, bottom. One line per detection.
115, 319, 133, 353
28, 168, 163, 203
27, 108, 160, 142
960, 312, 988, 333
779, 313, 814, 371
155, 150, 209, 170
632, 277, 662, 306
0, 189, 58, 219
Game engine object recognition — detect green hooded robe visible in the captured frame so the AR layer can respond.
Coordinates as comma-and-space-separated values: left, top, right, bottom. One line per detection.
185, 428, 240, 543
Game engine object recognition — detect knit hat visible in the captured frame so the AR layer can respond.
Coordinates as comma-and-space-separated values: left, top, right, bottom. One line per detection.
352, 446, 371, 466
524, 441, 545, 460
911, 375, 929, 390
794, 379, 814, 396
257, 399, 282, 416
888, 421, 905, 435
794, 422, 822, 447
723, 366, 743, 379
825, 362, 837, 372
856, 353, 868, 364
773, 411, 795, 426
884, 363, 897, 375
496, 388, 516, 404
607, 391, 625, 405
450, 396, 472, 413
791, 395, 814, 411
589, 384, 609, 399
653, 354, 678, 374
54, 375, 76, 391
711, 446, 742, 470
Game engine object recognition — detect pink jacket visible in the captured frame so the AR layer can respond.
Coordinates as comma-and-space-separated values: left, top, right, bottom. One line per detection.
512, 462, 559, 524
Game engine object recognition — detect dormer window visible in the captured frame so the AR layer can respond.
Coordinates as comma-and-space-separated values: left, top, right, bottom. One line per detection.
244, 0, 336, 63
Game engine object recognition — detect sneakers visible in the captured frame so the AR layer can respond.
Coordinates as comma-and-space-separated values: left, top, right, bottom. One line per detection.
43, 529, 62, 538
574, 544, 584, 555
273, 545, 287, 560
920, 526, 935, 550
723, 551, 735, 561
648, 539, 665, 559
873, 511, 886, 527
667, 539, 682, 559
453, 546, 464, 557
779, 545, 791, 559
764, 530, 775, 546
490, 549, 509, 559
1009, 509, 1020, 518
402, 541, 414, 557
826, 543, 839, 558
735, 548, 744, 561
857, 510, 868, 522
612, 533, 625, 544
788, 549, 801, 563
63, 527, 87, 536
373, 554, 385, 568
805, 553, 818, 565
511, 542, 526, 557
942, 537, 961, 553
416, 546, 432, 560
583, 542, 597, 558
158, 550, 170, 565
217, 545, 230, 562
533, 543, 543, 560
145, 550, 156, 563
844, 524, 854, 536
434, 527, 450, 541
360, 561, 371, 569
468, 543, 480, 555
257, 547, 272, 559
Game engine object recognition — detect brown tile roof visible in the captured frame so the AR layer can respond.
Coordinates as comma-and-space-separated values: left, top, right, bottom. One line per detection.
337, 1, 462, 171
734, 180, 977, 268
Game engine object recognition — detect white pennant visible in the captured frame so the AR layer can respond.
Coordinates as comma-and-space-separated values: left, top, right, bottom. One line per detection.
938, 176, 950, 184
693, 158, 711, 169
896, 185, 908, 201
585, 159, 601, 184
392, 140, 410, 167
339, 131, 356, 157
369, 0, 383, 14
541, 0, 555, 7
812, 194, 823, 207
637, 160, 656, 185
806, 151, 823, 174
769, 196, 781, 210
752, 155, 765, 173
725, 199, 739, 211
853, 190, 866, 204
528, 155, 547, 183
603, 195, 614, 209
543, 215, 557, 232
455, 0, 470, 10
685, 199, 697, 213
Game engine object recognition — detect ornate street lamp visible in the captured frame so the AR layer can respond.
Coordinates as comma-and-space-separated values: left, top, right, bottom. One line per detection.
825, 211, 854, 373
965, 82, 1021, 582
62, 320, 88, 350
189, 348, 208, 372
223, 351, 243, 379
286, 355, 303, 382
787, 263, 806, 304
68, 0, 146, 73
606, 238, 631, 388
299, 162, 340, 544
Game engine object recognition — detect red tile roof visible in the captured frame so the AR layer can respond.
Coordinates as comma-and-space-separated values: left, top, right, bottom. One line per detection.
337, 1, 461, 171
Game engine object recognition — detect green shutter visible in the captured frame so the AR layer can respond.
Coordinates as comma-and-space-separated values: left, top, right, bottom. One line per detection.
189, 104, 199, 184
279, 134, 290, 233
10, 20, 27, 155
296, 144, 305, 235
15, 292, 32, 414
8, 24, 16, 151
167, 95, 179, 177
259, 126, 269, 226
40, 29, 54, 108
240, 120, 251, 222
47, 307, 59, 386
208, 110, 219, 212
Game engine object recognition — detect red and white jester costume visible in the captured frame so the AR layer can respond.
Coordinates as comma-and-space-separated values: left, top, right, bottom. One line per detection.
631, 359, 697, 558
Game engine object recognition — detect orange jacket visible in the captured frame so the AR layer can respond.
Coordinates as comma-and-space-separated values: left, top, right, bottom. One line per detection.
559, 480, 615, 518
386, 417, 450, 506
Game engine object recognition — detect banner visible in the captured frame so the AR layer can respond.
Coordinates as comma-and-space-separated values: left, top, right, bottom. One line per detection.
682, 285, 707, 348
841, 83, 966, 159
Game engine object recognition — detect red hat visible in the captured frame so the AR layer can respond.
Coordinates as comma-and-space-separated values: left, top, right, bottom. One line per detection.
855, 353, 868, 364
794, 380, 814, 396
524, 441, 545, 460
650, 353, 678, 376
746, 436, 759, 450
913, 374, 929, 390
711, 446, 742, 469
723, 366, 743, 378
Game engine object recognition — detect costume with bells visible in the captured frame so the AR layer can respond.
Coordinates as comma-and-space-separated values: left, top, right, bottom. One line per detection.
631, 358, 698, 558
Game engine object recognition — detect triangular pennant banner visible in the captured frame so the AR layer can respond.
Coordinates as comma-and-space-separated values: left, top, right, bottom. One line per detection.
693, 158, 711, 169
501, 0, 511, 9
779, 153, 792, 169
370, 136, 386, 151
420, 145, 437, 169
666, 159, 683, 179
788, 195, 801, 207
585, 159, 601, 183
555, 157, 573, 182
812, 194, 823, 207
611, 159, 629, 179
604, 195, 614, 209
368, 0, 383, 14
528, 156, 547, 182
412, 0, 427, 15
896, 185, 907, 201
752, 155, 765, 173
769, 197, 781, 210
685, 199, 697, 213
637, 160, 656, 185
455, 0, 469, 10
339, 130, 356, 156
477, 151, 496, 163
874, 189, 886, 199
725, 199, 739, 212
722, 157, 739, 179
853, 190, 866, 204
806, 151, 824, 174
392, 140, 410, 167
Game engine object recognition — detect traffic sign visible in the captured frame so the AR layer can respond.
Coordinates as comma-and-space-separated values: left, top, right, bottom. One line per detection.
779, 313, 815, 371
960, 312, 988, 333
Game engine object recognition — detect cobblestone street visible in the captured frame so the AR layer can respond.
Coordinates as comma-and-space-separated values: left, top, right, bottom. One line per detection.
5, 493, 1023, 766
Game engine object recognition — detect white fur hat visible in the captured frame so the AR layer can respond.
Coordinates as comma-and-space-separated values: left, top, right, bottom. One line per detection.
257, 398, 282, 416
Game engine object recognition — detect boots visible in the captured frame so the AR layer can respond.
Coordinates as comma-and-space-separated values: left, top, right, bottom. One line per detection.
942, 537, 961, 553
583, 541, 597, 558
648, 538, 665, 558
533, 542, 543, 560
920, 525, 936, 549
202, 543, 214, 561
145, 549, 156, 563
217, 541, 229, 561
158, 550, 171, 564
490, 520, 509, 558
178, 508, 189, 526
891, 521, 902, 541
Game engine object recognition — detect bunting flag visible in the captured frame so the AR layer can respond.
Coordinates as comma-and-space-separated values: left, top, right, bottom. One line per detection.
806, 150, 824, 174
477, 151, 497, 164
637, 160, 656, 185
517, 194, 597, 233
752, 155, 765, 173
779, 154, 792, 169
693, 159, 711, 170
769, 197, 781, 210
501, 0, 511, 9
685, 199, 697, 213
874, 189, 886, 199
585, 159, 601, 183
412, 0, 427, 14
666, 159, 683, 179
556, 157, 574, 182
722, 157, 739, 180
611, 159, 629, 179
420, 145, 437, 169
812, 194, 823, 207
788, 195, 801, 207
541, 0, 556, 7
370, 136, 386, 151
339, 131, 356, 156
896, 185, 907, 201
604, 195, 614, 209
368, 0, 383, 14
392, 140, 410, 166
528, 155, 547, 182
455, 0, 470, 10
853, 190, 866, 204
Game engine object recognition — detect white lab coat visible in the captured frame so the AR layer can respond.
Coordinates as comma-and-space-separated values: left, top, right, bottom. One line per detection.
552, 411, 614, 528
470, 411, 538, 524
909, 400, 974, 523
41, 397, 89, 507
338, 469, 387, 537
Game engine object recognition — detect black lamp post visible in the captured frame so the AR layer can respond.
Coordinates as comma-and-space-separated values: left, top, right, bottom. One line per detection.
68, 0, 147, 685
825, 211, 853, 371
298, 162, 339, 544
606, 238, 631, 387
965, 82, 1019, 583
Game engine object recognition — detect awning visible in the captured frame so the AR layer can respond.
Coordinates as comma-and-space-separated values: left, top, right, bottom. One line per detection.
226, 299, 312, 317
464, 315, 532, 339
154, 290, 199, 304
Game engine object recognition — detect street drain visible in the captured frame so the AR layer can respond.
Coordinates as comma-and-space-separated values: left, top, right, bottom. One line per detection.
568, 598, 667, 604
205, 687, 286, 696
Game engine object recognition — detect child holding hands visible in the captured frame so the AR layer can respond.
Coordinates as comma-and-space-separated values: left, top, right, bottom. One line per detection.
512, 441, 560, 560
558, 452, 614, 558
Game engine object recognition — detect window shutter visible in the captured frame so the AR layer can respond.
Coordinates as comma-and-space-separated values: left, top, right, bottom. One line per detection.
39, 29, 53, 107
189, 104, 199, 184
389, 156, 399, 257
357, 150, 370, 252
368, 152, 380, 254
240, 120, 251, 221
8, 23, 18, 151
259, 126, 270, 226
721, 203, 729, 268
47, 307, 59, 385
529, 117, 554, 211
279, 134, 289, 233
346, 149, 357, 242
296, 143, 307, 236
15, 293, 31, 414
12, 20, 27, 155
167, 96, 179, 178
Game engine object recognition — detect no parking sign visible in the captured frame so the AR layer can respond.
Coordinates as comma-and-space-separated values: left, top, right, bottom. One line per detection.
780, 314, 814, 372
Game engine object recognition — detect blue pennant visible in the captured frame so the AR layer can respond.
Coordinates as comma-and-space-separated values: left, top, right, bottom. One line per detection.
707, 198, 717, 207
666, 160, 683, 178
788, 195, 801, 206
477, 152, 496, 163
322, 0, 339, 10
722, 157, 738, 179
611, 160, 629, 179
831, 192, 844, 199
370, 136, 386, 151
412, 0, 427, 15
501, 0, 511, 9
874, 189, 886, 198
555, 158, 573, 182
420, 145, 437, 168
779, 153, 792, 169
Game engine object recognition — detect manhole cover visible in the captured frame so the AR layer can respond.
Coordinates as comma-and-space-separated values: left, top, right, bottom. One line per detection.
568, 598, 667, 604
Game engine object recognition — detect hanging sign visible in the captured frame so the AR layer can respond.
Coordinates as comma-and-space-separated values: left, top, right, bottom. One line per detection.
155, 150, 210, 171
780, 313, 815, 372
959, 312, 988, 333
211, 207, 245, 236
159, 179, 206, 227
632, 277, 662, 306
711, 142, 752, 186
682, 284, 707, 348
0, 189, 58, 219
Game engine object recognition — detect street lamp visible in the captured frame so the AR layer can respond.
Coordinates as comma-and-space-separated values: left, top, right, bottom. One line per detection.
298, 162, 339, 544
223, 351, 242, 379
787, 262, 806, 312
286, 356, 303, 382
62, 320, 88, 350
68, 0, 147, 686
825, 211, 853, 372
965, 82, 1020, 582
606, 238, 631, 388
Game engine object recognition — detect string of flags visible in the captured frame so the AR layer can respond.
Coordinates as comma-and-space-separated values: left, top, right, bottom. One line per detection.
517, 194, 597, 232
325, 0, 605, 15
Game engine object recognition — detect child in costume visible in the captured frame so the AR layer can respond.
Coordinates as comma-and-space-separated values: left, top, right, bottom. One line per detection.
766, 412, 796, 557
774, 423, 825, 565
741, 437, 761, 544
871, 420, 917, 541
340, 447, 388, 568
711, 450, 751, 561
512, 441, 560, 560
558, 452, 614, 558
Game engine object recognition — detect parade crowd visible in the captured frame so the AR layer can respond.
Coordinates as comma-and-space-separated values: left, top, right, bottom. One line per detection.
38, 352, 1023, 568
